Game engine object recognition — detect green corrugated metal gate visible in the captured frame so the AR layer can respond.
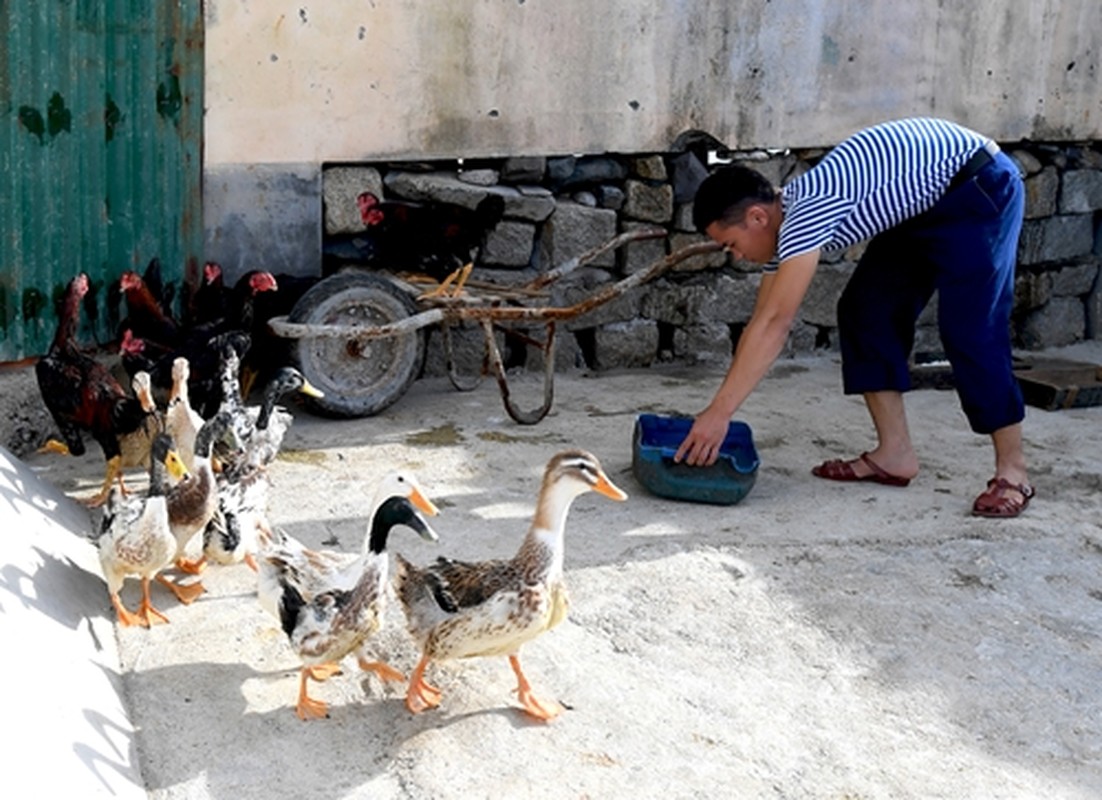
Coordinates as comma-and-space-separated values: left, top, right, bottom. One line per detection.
1, 0, 203, 362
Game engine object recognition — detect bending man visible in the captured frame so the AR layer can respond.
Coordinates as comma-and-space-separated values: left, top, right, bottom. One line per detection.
674, 117, 1033, 518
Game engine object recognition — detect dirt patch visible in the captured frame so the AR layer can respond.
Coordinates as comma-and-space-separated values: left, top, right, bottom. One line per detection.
9, 342, 1102, 799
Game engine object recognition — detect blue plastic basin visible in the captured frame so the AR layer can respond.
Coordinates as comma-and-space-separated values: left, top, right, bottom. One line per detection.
631, 413, 760, 505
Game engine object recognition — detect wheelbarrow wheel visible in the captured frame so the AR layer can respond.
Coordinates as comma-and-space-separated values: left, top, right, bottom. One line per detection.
288, 271, 426, 418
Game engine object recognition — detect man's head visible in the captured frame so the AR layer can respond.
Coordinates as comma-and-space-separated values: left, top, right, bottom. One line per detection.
692, 165, 780, 264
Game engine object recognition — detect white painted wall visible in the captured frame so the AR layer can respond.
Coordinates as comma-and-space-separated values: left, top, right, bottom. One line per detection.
204, 0, 1100, 165
201, 0, 1100, 275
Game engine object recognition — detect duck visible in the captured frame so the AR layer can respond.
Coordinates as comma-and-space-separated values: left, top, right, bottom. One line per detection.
157, 412, 240, 605
202, 461, 271, 571
225, 366, 324, 480
164, 356, 205, 472
268, 495, 440, 720
255, 471, 439, 621
94, 433, 190, 627
113, 370, 165, 482
394, 449, 627, 721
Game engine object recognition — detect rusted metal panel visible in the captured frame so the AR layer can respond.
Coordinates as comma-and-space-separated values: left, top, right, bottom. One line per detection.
0, 0, 203, 362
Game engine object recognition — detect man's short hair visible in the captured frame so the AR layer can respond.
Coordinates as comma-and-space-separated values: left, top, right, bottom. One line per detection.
692, 165, 777, 232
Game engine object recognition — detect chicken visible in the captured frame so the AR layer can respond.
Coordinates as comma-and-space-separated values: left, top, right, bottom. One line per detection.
141, 256, 177, 320
241, 271, 321, 397
119, 268, 180, 348
185, 261, 232, 329
35, 273, 164, 507
322, 191, 505, 295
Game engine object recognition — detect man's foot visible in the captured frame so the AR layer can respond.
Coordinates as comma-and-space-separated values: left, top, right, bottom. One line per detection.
811, 452, 912, 487
972, 477, 1034, 518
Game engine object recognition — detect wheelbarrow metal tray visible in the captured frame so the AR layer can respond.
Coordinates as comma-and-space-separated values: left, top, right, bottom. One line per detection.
632, 414, 760, 505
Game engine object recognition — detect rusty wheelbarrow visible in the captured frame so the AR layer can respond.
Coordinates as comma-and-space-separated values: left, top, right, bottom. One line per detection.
267, 228, 722, 424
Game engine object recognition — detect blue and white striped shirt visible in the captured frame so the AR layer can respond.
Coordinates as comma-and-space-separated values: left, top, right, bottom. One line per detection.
773, 118, 990, 270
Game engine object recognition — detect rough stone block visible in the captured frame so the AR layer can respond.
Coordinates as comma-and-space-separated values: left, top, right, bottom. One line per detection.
1019, 296, 1086, 349
673, 321, 732, 365
523, 327, 585, 372
384, 171, 554, 222
672, 203, 696, 232
623, 180, 674, 224
668, 232, 728, 272
800, 262, 855, 327
621, 222, 669, 275
482, 220, 536, 268
708, 273, 761, 321
1009, 149, 1043, 176
539, 202, 618, 270
784, 322, 819, 356
1023, 166, 1059, 219
734, 153, 798, 189
422, 322, 495, 378
1050, 259, 1100, 297
1017, 215, 1096, 265
1014, 270, 1052, 313
640, 281, 713, 326
550, 270, 645, 330
458, 168, 500, 187
632, 155, 668, 181
500, 156, 546, 184
323, 166, 383, 234
595, 185, 625, 211
594, 319, 659, 369
1059, 170, 1102, 213
549, 156, 628, 192
669, 150, 709, 203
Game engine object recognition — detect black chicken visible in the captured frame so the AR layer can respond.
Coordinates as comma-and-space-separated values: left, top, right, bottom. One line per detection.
323, 191, 505, 294
241, 271, 321, 398
119, 268, 180, 347
36, 273, 163, 507
141, 256, 177, 320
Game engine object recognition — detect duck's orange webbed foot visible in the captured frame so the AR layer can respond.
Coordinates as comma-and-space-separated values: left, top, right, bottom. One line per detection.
294, 667, 335, 721
155, 574, 205, 605
135, 578, 170, 626
404, 655, 442, 714
109, 593, 143, 627
175, 556, 207, 575
357, 657, 405, 683
510, 654, 562, 721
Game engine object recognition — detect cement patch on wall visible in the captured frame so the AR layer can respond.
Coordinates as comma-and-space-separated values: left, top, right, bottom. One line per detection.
203, 162, 322, 281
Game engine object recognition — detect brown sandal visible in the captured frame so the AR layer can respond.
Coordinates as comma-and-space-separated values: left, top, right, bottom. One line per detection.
811, 452, 911, 487
971, 477, 1035, 518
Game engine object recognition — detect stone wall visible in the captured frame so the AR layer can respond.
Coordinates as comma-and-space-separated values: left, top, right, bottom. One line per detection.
322, 140, 1102, 375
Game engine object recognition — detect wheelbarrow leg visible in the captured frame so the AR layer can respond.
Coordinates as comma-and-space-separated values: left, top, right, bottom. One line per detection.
441, 321, 485, 392
481, 319, 556, 425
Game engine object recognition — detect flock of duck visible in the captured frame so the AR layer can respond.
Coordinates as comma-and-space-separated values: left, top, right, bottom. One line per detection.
86, 340, 628, 722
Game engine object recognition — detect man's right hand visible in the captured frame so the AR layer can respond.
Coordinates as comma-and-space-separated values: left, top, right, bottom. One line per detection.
673, 405, 731, 466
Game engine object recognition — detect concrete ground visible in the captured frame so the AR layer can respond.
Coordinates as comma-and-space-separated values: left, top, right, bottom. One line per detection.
3, 342, 1102, 799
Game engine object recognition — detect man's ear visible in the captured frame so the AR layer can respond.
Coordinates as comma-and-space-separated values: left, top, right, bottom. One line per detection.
745, 204, 768, 228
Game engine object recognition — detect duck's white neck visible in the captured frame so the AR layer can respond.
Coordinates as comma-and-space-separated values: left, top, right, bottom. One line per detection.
517, 478, 585, 582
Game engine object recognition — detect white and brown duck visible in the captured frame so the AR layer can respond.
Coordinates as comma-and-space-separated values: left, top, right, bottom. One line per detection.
394, 449, 627, 721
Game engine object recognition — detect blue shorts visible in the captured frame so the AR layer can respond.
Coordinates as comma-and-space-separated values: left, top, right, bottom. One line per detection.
836, 151, 1026, 434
